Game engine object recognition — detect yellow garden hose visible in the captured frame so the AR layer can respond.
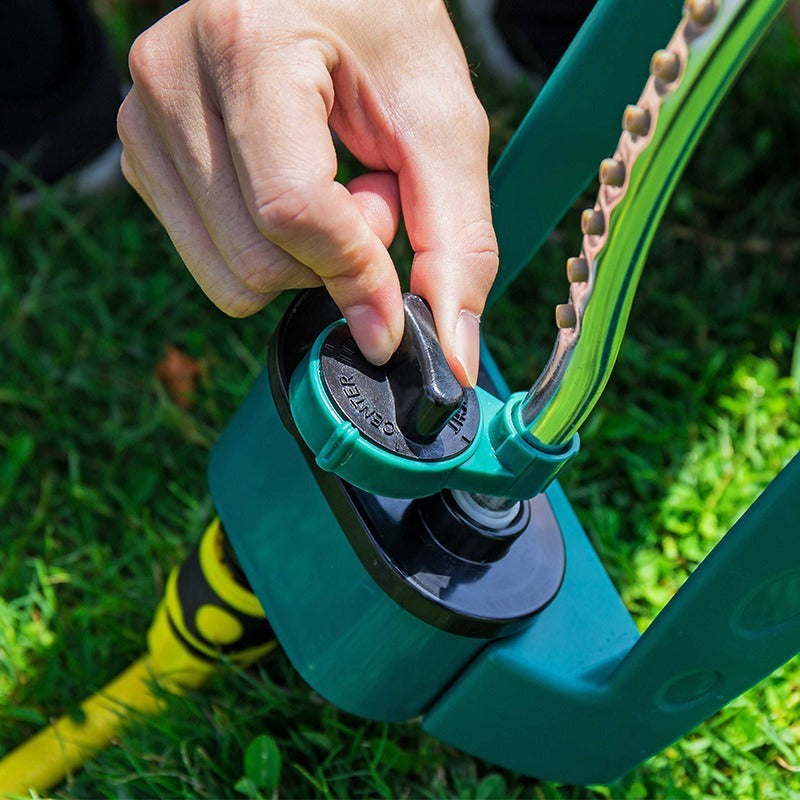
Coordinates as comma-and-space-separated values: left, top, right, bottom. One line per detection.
0, 655, 180, 795
0, 519, 275, 796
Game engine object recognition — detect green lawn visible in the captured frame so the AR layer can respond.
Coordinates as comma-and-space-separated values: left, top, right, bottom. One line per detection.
1, 3, 799, 798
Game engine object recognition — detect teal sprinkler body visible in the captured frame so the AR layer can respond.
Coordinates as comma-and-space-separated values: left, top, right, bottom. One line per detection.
208, 0, 799, 784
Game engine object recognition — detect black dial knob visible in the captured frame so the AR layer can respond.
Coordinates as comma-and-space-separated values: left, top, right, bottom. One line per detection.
319, 294, 480, 461
386, 294, 464, 442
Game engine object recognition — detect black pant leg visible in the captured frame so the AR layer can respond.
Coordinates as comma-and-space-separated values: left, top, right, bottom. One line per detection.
0, 0, 122, 184
494, 0, 596, 74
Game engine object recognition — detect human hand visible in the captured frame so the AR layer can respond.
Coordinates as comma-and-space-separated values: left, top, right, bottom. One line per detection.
118, 0, 497, 386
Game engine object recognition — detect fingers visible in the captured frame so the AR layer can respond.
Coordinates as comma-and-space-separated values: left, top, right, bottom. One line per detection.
123, 14, 324, 311
118, 90, 318, 317
124, 4, 405, 364
346, 172, 401, 250
210, 44, 404, 364
120, 0, 497, 379
329, 2, 499, 386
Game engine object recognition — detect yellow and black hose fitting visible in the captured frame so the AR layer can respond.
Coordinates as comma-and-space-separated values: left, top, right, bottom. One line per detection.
148, 518, 275, 685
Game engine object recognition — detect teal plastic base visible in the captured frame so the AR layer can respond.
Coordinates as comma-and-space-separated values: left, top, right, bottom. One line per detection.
207, 333, 639, 733
208, 369, 489, 721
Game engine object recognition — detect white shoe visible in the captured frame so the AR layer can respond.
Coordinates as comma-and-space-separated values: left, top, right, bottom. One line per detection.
459, 0, 541, 87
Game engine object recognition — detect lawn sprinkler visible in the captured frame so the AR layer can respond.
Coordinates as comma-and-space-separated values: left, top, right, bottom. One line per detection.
1, 0, 798, 793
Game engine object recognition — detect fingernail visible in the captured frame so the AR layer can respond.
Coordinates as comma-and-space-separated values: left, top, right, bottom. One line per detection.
345, 304, 397, 365
455, 310, 481, 387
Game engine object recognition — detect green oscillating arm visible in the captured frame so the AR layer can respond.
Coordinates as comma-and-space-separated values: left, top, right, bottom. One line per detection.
518, 0, 786, 447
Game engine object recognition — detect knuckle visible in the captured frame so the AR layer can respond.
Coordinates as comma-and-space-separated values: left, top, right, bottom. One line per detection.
218, 288, 269, 318
423, 86, 488, 143
314, 235, 379, 283
196, 1, 241, 50
462, 97, 491, 145
228, 240, 313, 293
128, 29, 167, 98
228, 240, 282, 292
323, 264, 370, 297
115, 95, 136, 147
323, 240, 391, 296
427, 88, 490, 150
254, 182, 316, 236
195, 0, 257, 72
462, 218, 499, 287
228, 241, 270, 291
116, 93, 150, 153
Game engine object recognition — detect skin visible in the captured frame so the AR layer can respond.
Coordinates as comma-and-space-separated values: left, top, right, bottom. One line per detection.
118, 0, 498, 386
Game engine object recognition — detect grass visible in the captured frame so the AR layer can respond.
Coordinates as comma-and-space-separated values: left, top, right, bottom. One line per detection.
1, 2, 799, 798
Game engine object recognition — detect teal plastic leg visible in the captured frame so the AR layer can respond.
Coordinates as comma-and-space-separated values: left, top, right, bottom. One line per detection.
423, 454, 800, 784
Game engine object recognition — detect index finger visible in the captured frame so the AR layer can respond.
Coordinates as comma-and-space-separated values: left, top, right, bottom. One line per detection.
212, 38, 405, 365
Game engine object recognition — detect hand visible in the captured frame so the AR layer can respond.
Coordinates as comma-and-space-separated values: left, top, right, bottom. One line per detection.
118, 0, 498, 385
